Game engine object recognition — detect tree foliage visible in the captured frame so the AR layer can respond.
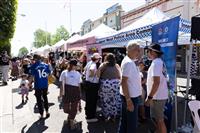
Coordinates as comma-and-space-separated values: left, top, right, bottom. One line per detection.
18, 46, 29, 57
51, 25, 69, 45
0, 0, 18, 54
33, 29, 51, 48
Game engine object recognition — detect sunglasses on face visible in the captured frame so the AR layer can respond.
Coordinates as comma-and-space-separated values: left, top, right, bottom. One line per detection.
147, 49, 152, 53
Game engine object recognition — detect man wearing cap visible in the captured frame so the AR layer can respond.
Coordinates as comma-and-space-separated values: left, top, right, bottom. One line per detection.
30, 54, 51, 119
84, 53, 101, 123
118, 41, 142, 133
145, 43, 168, 133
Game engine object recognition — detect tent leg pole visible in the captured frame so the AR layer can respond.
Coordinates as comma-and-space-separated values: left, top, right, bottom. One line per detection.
175, 74, 178, 132
183, 41, 193, 126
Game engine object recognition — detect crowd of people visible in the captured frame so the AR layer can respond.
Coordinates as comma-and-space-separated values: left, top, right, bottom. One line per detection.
0, 41, 170, 133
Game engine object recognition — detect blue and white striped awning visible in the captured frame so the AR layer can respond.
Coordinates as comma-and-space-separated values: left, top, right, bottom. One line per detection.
97, 18, 191, 46
179, 18, 191, 33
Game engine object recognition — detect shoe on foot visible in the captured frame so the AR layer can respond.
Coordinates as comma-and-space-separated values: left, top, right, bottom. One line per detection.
39, 114, 44, 119
46, 113, 50, 118
26, 96, 29, 100
3, 82, 7, 85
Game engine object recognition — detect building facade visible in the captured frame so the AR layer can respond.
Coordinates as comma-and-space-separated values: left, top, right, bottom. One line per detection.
81, 19, 92, 35
121, 0, 200, 28
81, 3, 124, 35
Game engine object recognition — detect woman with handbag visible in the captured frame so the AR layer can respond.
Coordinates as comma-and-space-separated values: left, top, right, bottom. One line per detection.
59, 59, 82, 130
97, 53, 122, 122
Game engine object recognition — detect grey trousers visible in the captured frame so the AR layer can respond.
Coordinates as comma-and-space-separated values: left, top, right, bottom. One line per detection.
0, 65, 9, 82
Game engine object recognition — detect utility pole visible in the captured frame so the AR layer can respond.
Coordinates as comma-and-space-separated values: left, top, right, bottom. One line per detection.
69, 0, 72, 34
45, 21, 47, 45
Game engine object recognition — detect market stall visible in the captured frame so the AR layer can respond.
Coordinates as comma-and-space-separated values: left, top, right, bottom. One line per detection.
67, 24, 117, 60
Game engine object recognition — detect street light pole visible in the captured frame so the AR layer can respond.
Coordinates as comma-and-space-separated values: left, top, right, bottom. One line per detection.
45, 21, 47, 45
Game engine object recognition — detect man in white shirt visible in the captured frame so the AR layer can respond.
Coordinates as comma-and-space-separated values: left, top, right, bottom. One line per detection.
118, 41, 142, 133
84, 53, 101, 123
145, 43, 168, 133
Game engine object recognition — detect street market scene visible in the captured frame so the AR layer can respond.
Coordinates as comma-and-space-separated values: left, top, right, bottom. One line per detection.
0, 0, 200, 133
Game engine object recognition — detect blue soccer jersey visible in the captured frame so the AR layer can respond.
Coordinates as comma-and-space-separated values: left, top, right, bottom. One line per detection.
30, 61, 51, 89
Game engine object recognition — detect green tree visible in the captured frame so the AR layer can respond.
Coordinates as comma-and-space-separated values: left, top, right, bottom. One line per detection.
18, 47, 29, 57
0, 0, 18, 54
51, 25, 69, 45
33, 29, 51, 48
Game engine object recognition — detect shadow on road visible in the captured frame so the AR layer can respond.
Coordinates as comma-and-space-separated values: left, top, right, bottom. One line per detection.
87, 120, 119, 133
15, 102, 27, 109
61, 121, 83, 133
24, 118, 48, 133
12, 88, 20, 93
34, 103, 55, 114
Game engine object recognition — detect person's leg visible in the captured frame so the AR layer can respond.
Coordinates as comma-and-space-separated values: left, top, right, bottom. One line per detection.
63, 103, 70, 114
118, 96, 127, 133
22, 94, 25, 103
193, 78, 200, 100
85, 83, 94, 119
90, 84, 99, 118
156, 119, 167, 133
42, 88, 49, 116
68, 101, 79, 129
2, 65, 9, 84
68, 101, 79, 120
35, 89, 44, 117
151, 100, 167, 133
126, 97, 139, 133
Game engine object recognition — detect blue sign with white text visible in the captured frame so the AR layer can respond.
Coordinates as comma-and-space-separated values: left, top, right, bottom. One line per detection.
152, 16, 180, 91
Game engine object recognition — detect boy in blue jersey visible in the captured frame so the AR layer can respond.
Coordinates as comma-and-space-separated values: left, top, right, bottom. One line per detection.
30, 54, 51, 119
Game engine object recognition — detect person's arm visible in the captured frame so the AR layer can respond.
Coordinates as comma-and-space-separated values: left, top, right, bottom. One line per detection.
145, 76, 160, 106
148, 76, 160, 98
59, 71, 65, 97
115, 64, 121, 79
89, 63, 96, 77
145, 61, 162, 106
96, 63, 104, 78
121, 62, 134, 111
121, 76, 134, 112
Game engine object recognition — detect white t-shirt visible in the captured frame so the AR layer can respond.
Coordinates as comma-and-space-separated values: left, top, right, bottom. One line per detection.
120, 56, 142, 98
85, 61, 99, 83
59, 70, 82, 87
147, 58, 168, 100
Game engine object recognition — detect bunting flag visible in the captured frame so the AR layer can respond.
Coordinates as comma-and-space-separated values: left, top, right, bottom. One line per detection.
190, 45, 200, 79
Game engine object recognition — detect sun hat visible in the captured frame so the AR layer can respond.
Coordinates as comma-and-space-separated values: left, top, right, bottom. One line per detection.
148, 43, 163, 54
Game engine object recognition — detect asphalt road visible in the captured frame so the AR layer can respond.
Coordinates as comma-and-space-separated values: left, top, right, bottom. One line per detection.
0, 78, 193, 133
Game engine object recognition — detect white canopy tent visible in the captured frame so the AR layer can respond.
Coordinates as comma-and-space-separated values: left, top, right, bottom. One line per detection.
120, 7, 169, 33
31, 45, 51, 56
51, 39, 66, 51
81, 23, 117, 39
97, 7, 191, 48
66, 24, 117, 52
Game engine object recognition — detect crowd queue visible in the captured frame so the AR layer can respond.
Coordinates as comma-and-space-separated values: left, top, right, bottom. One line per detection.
0, 41, 169, 133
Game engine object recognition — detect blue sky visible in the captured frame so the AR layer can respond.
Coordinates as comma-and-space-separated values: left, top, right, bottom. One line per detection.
11, 0, 145, 56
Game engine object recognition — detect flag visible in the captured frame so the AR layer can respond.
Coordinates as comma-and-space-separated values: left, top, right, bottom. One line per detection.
190, 45, 199, 79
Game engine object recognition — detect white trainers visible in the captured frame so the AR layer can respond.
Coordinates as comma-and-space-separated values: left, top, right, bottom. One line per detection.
86, 118, 98, 123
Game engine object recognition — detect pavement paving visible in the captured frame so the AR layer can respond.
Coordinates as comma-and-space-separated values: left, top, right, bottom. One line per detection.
0, 77, 193, 133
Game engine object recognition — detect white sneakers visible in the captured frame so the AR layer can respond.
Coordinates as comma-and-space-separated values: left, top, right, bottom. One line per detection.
86, 118, 98, 123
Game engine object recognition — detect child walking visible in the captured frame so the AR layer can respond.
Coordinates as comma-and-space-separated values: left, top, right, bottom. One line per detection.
20, 74, 29, 104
